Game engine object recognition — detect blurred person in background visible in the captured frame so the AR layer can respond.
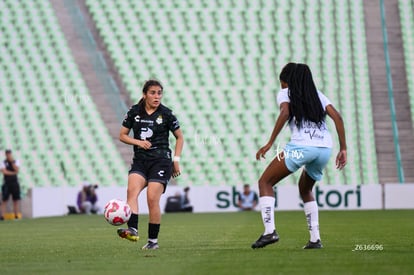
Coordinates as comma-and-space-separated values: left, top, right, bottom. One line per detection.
238, 184, 258, 211
180, 186, 193, 212
77, 183, 100, 214
0, 149, 21, 220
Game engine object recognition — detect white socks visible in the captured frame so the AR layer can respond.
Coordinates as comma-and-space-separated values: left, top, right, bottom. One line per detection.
259, 197, 320, 241
259, 196, 276, 235
304, 201, 320, 242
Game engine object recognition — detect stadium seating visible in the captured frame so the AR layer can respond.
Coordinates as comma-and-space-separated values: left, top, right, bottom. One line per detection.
0, 0, 381, 190
0, 0, 128, 195
85, 0, 379, 186
399, 0, 414, 132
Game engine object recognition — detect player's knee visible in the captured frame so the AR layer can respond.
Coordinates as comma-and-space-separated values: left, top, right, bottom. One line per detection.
258, 176, 267, 187
147, 199, 160, 211
258, 176, 273, 189
147, 193, 160, 207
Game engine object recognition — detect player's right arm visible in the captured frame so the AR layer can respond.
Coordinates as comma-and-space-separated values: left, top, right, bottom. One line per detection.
256, 102, 290, 160
119, 126, 152, 150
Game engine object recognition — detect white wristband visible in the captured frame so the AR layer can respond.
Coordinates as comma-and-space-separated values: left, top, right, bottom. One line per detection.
173, 156, 180, 162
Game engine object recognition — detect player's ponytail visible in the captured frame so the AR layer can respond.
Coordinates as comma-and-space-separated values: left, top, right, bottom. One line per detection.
286, 63, 325, 129
137, 98, 144, 107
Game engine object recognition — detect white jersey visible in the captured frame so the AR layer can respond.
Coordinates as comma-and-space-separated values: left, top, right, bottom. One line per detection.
239, 191, 258, 209
277, 88, 333, 148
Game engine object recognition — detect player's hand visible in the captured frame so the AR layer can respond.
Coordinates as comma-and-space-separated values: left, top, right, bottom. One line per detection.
336, 149, 347, 170
137, 140, 152, 150
256, 143, 272, 160
172, 161, 181, 178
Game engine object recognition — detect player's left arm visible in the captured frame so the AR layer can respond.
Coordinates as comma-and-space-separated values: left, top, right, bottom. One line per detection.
326, 104, 347, 169
172, 128, 184, 178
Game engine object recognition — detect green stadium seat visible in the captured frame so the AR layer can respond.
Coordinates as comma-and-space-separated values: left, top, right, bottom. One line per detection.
0, 0, 128, 192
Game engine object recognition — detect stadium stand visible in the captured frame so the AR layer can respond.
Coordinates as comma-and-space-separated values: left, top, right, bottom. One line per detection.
85, 0, 379, 186
0, 0, 128, 195
399, 0, 414, 131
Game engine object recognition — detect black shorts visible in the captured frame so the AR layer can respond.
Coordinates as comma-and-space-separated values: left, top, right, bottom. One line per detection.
129, 158, 172, 190
2, 181, 21, 201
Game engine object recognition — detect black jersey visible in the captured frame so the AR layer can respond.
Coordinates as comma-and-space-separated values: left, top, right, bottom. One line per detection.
2, 159, 19, 183
122, 103, 180, 160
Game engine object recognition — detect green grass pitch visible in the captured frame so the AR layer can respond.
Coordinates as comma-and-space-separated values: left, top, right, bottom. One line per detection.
1, 210, 413, 274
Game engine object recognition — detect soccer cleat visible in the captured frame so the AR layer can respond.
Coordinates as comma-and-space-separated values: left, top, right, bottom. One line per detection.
117, 227, 139, 242
142, 241, 159, 250
251, 230, 279, 249
303, 239, 323, 249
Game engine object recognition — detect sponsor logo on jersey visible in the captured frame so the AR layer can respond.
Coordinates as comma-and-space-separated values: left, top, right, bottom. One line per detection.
140, 127, 153, 140
140, 119, 154, 124
134, 115, 140, 122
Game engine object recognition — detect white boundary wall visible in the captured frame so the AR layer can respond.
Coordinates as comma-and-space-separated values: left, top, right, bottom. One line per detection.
29, 183, 414, 218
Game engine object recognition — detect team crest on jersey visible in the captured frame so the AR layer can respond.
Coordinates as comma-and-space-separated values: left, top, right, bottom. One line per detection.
134, 115, 140, 122
156, 115, 163, 124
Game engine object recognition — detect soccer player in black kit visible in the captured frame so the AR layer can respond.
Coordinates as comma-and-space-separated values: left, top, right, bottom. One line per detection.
0, 149, 21, 220
117, 80, 184, 250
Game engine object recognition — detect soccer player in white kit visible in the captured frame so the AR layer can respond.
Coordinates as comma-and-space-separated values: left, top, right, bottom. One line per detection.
251, 63, 347, 249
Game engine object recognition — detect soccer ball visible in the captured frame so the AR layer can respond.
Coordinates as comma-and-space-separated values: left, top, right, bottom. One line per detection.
104, 199, 131, 226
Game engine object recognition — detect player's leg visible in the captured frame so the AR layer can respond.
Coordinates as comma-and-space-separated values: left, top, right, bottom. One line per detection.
118, 173, 146, 241
13, 200, 19, 218
81, 201, 92, 214
11, 183, 21, 219
142, 159, 171, 250
0, 199, 6, 220
147, 182, 164, 224
298, 170, 322, 248
142, 181, 164, 250
252, 152, 292, 249
299, 147, 331, 249
1, 185, 10, 220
